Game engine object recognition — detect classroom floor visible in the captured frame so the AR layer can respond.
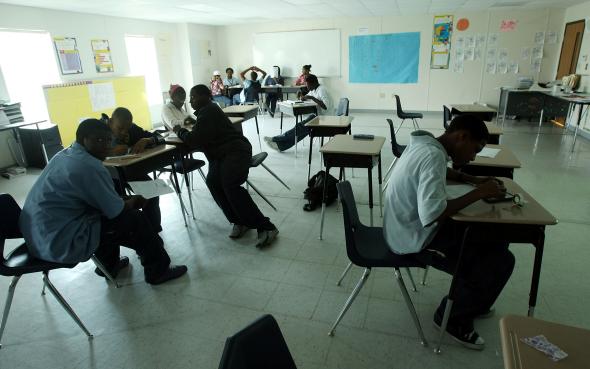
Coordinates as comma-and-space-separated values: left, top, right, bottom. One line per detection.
1, 111, 589, 369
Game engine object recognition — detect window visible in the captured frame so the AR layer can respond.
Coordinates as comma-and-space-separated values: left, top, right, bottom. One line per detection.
0, 31, 61, 121
125, 35, 162, 105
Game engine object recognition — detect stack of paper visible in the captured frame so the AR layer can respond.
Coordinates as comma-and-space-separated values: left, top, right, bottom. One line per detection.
477, 147, 500, 158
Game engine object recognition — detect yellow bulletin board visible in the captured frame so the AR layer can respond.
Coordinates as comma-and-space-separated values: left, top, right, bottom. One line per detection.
43, 76, 151, 145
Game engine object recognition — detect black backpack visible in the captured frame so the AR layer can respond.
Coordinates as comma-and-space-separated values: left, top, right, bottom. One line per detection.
303, 170, 339, 212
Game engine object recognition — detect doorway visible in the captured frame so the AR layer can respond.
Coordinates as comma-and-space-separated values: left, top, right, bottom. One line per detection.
556, 20, 585, 79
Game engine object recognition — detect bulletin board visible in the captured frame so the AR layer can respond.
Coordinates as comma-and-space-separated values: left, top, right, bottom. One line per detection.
43, 76, 150, 145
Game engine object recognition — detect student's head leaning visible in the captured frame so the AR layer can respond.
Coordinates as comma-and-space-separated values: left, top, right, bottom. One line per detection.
189, 84, 212, 111
170, 85, 186, 109
305, 74, 319, 90
443, 114, 489, 165
109, 107, 133, 141
77, 118, 112, 161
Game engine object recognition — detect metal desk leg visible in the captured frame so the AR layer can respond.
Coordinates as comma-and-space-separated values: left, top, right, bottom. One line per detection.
255, 115, 262, 151
378, 154, 383, 217
572, 104, 584, 152
308, 135, 313, 182
280, 112, 284, 133
528, 229, 545, 317
368, 166, 373, 226
319, 165, 330, 240
294, 115, 299, 157
170, 159, 188, 227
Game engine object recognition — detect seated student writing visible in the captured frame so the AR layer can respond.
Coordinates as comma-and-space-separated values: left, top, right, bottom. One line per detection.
19, 119, 187, 284
233, 66, 266, 105
264, 74, 331, 152
173, 85, 279, 248
103, 107, 165, 232
383, 115, 514, 350
161, 84, 195, 130
210, 70, 232, 107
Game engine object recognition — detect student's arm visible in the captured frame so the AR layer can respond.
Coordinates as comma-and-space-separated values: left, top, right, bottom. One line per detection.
173, 106, 215, 151
81, 166, 125, 219
257, 67, 267, 79
434, 180, 505, 222
109, 145, 129, 156
446, 167, 499, 185
239, 67, 250, 80
128, 124, 162, 154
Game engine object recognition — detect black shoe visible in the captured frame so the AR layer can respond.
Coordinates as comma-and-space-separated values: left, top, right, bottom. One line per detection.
147, 265, 188, 285
269, 110, 275, 118
433, 314, 485, 350
94, 256, 129, 278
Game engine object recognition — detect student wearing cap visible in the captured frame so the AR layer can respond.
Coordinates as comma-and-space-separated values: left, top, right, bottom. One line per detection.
161, 84, 195, 130
211, 71, 231, 107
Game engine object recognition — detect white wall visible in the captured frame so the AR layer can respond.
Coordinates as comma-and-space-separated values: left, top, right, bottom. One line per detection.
216, 9, 564, 112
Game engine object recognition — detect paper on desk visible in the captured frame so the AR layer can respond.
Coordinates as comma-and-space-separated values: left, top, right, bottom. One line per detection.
477, 147, 500, 158
129, 179, 174, 199
105, 154, 139, 161
446, 184, 475, 199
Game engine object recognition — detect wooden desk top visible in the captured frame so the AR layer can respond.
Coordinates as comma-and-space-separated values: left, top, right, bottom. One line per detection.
306, 115, 354, 128
222, 105, 258, 114
500, 315, 589, 369
450, 178, 557, 225
320, 134, 385, 156
486, 122, 503, 136
103, 145, 176, 167
469, 144, 521, 169
450, 103, 497, 113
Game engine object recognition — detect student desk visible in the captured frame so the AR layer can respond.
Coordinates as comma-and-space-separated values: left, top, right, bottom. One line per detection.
485, 122, 503, 144
499, 315, 590, 369
0, 120, 47, 166
462, 144, 521, 179
277, 101, 318, 156
450, 103, 497, 122
543, 93, 590, 152
103, 145, 190, 226
305, 115, 353, 181
319, 134, 385, 240
223, 105, 260, 148
435, 179, 557, 354
261, 85, 301, 100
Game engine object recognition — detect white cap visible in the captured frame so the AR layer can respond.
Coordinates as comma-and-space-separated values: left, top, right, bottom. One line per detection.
213, 70, 221, 76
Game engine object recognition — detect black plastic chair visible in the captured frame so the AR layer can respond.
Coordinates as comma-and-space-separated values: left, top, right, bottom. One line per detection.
0, 193, 116, 348
336, 97, 350, 116
218, 314, 297, 369
158, 156, 206, 221
394, 95, 422, 132
247, 152, 290, 211
381, 118, 407, 195
328, 182, 428, 346
443, 105, 452, 130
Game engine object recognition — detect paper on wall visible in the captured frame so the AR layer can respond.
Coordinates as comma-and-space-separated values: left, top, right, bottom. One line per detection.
88, 82, 116, 112
476, 34, 486, 48
465, 35, 475, 48
546, 31, 558, 44
465, 48, 475, 61
500, 19, 518, 32
521, 47, 531, 60
532, 46, 543, 60
474, 48, 483, 61
508, 61, 519, 74
498, 48, 509, 62
486, 48, 497, 61
497, 61, 508, 74
488, 33, 499, 48
532, 58, 542, 73
486, 61, 497, 74
534, 31, 545, 45
456, 36, 465, 48
453, 59, 464, 73
455, 48, 464, 61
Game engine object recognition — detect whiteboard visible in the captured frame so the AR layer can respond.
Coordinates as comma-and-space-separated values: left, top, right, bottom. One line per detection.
253, 29, 340, 78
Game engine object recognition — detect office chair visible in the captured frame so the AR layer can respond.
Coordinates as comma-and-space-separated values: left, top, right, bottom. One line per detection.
394, 95, 422, 132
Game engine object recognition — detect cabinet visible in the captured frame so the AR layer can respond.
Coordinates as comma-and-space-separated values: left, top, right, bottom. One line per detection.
498, 88, 569, 122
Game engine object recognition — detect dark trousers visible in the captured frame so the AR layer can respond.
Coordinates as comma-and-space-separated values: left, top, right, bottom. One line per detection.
206, 151, 274, 231
113, 175, 162, 232
415, 220, 515, 329
272, 114, 316, 151
96, 209, 171, 282
265, 92, 281, 113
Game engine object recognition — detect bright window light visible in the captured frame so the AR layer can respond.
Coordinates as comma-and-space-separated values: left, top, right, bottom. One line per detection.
125, 35, 162, 105
0, 31, 61, 122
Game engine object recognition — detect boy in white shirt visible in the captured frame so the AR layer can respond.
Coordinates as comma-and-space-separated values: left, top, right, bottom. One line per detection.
383, 115, 514, 350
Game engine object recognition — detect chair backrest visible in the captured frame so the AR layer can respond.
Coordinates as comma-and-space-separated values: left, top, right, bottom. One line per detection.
218, 314, 297, 369
0, 193, 23, 259
443, 105, 451, 130
386, 119, 405, 158
336, 181, 368, 266
336, 97, 350, 116
394, 95, 405, 117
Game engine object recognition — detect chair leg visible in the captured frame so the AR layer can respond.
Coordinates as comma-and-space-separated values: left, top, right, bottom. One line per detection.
329, 268, 371, 336
336, 261, 353, 286
246, 180, 277, 211
260, 163, 291, 190
421, 266, 429, 286
395, 119, 406, 134
91, 255, 121, 288
394, 268, 428, 347
42, 272, 93, 339
183, 172, 196, 220
197, 168, 207, 184
405, 267, 418, 292
0, 276, 21, 348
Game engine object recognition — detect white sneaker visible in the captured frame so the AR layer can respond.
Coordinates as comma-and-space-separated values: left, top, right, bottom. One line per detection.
229, 224, 249, 239
263, 136, 281, 152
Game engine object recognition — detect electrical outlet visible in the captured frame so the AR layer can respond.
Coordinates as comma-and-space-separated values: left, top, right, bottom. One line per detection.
379, 93, 385, 98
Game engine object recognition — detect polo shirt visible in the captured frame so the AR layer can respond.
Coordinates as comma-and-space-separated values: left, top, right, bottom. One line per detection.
306, 85, 332, 116
382, 131, 449, 254
162, 101, 193, 130
19, 142, 124, 263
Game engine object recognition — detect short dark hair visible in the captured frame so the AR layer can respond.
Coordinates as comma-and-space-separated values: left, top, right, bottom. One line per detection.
447, 114, 489, 142
303, 64, 311, 71
112, 107, 133, 124
171, 86, 185, 98
305, 74, 318, 85
190, 84, 212, 98
226, 67, 234, 73
76, 118, 110, 144
251, 71, 258, 80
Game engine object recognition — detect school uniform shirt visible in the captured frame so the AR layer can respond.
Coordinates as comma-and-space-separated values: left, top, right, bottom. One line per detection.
210, 79, 225, 96
19, 142, 124, 263
162, 101, 192, 130
223, 76, 241, 87
306, 85, 332, 116
382, 131, 449, 254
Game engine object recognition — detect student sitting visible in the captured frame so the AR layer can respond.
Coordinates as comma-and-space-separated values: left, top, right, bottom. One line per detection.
223, 67, 241, 103
173, 85, 279, 248
211, 71, 231, 107
104, 107, 164, 232
264, 66, 284, 118
294, 64, 311, 95
233, 66, 266, 105
383, 115, 515, 350
161, 84, 195, 130
19, 119, 187, 284
264, 74, 331, 152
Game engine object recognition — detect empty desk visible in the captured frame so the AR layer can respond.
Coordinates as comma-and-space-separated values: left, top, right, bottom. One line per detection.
462, 144, 521, 179
223, 105, 260, 148
450, 103, 497, 122
305, 115, 353, 181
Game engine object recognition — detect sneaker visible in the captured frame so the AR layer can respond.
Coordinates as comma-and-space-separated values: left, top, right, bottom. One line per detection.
263, 136, 281, 152
476, 307, 495, 319
229, 224, 249, 239
433, 315, 485, 350
94, 256, 129, 278
147, 265, 188, 285
256, 228, 279, 248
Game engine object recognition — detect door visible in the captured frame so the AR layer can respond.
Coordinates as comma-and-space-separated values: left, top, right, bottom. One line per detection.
556, 20, 585, 79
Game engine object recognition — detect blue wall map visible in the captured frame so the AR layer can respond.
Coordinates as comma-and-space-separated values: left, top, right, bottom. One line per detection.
349, 32, 420, 83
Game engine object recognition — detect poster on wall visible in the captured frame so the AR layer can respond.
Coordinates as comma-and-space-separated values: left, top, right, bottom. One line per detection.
53, 37, 83, 75
431, 15, 454, 69
91, 39, 114, 73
